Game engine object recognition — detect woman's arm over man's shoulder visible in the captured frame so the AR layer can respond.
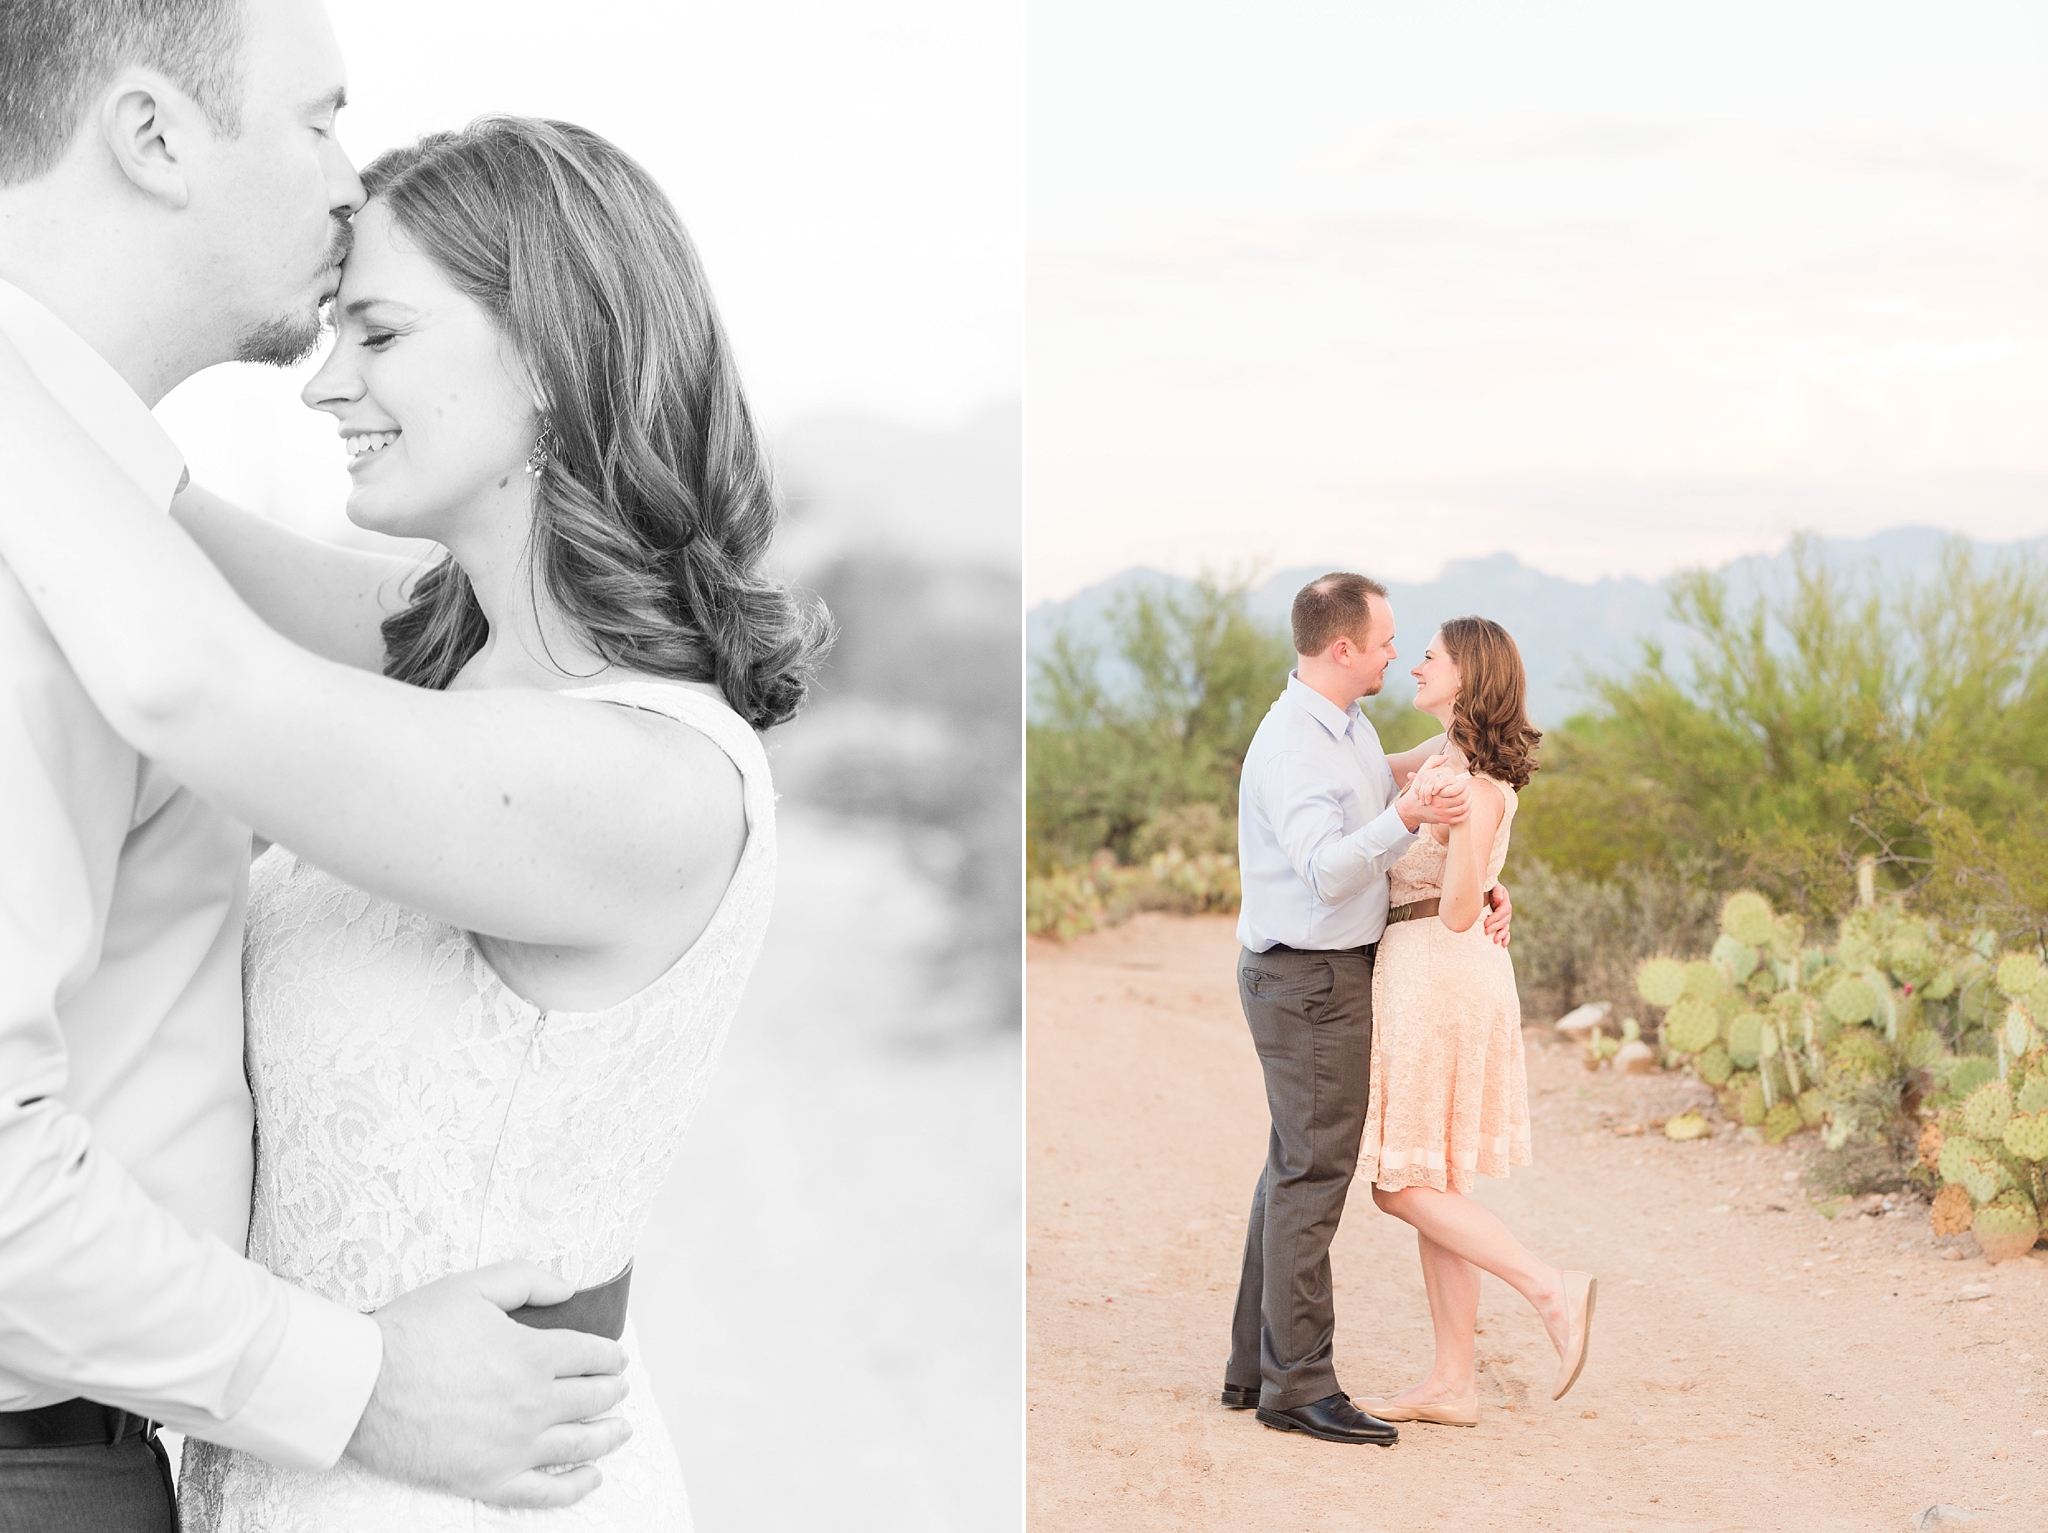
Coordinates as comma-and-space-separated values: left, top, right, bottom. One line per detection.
172, 483, 421, 672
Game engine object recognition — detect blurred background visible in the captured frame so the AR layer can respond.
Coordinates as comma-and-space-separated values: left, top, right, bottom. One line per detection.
157, 3, 1021, 1526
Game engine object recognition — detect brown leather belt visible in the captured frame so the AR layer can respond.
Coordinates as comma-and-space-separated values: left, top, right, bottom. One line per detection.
0, 1397, 156, 1450
509, 1262, 633, 1341
1386, 898, 1441, 924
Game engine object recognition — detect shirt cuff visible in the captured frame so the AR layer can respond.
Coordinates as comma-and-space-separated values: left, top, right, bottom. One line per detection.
1369, 801, 1418, 852
215, 1285, 382, 1471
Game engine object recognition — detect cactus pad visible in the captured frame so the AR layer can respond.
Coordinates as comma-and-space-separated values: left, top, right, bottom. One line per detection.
2002, 1112, 2048, 1162
1929, 1183, 1974, 1236
1925, 969, 1955, 1001
1738, 1079, 1767, 1127
1826, 1027, 1892, 1086
1711, 934, 1760, 982
1918, 1120, 1946, 1170
1720, 890, 1777, 948
2016, 1073, 2048, 1115
1972, 1194, 2041, 1263
1937, 1135, 2006, 1205
1762, 1101, 1803, 1144
1663, 1111, 1709, 1141
1697, 1042, 1734, 1086
1636, 957, 1687, 1008
1682, 960, 1726, 1001
1945, 1056, 1999, 1100
1961, 1080, 2014, 1141
1798, 1088, 1828, 1127
1662, 998, 1719, 1054
1997, 952, 2045, 999
1825, 974, 1880, 1025
1726, 1012, 1765, 1069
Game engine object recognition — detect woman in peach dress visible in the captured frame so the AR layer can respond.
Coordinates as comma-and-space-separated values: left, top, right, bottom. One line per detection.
1354, 617, 1596, 1428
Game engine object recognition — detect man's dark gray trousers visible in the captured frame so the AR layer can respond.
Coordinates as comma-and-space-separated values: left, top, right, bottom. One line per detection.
1224, 941, 1376, 1411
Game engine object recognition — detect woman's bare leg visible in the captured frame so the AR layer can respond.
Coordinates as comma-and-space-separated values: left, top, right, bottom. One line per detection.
1373, 1183, 1571, 1360
1380, 1231, 1481, 1408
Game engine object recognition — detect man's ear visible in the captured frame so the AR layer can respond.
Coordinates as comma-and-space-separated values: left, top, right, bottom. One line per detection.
97, 72, 201, 210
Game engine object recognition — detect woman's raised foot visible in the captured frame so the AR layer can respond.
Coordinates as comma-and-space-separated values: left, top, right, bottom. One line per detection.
1550, 1271, 1597, 1401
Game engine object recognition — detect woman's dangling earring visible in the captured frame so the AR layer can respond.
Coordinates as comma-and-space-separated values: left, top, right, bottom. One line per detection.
524, 417, 556, 477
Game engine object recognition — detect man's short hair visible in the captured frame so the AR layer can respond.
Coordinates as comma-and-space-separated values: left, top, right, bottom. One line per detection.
0, 0, 245, 186
1291, 571, 1389, 656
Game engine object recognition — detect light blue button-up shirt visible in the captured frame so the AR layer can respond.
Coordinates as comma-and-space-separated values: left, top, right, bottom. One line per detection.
1235, 672, 1419, 953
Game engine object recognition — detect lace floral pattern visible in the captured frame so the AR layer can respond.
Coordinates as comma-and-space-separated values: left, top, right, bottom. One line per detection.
180, 684, 775, 1532
1359, 775, 1532, 1195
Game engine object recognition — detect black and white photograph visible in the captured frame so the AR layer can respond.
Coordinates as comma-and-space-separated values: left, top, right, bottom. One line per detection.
0, 1, 1018, 1529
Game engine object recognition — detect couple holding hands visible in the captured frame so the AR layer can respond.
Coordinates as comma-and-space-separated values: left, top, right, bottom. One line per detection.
1224, 572, 1596, 1445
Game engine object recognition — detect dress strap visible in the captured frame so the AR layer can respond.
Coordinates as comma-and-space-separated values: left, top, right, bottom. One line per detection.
561, 681, 772, 800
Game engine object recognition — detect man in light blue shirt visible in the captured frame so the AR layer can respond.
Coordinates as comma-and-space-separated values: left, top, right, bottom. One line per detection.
1223, 572, 1510, 1445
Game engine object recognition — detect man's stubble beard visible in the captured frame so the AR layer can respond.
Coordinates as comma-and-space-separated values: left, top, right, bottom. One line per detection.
233, 213, 355, 369
233, 305, 324, 367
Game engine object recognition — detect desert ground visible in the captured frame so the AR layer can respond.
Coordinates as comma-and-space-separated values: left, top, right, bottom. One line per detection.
1028, 914, 2048, 1532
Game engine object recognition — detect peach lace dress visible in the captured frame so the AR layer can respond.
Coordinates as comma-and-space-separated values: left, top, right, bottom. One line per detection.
1360, 774, 1532, 1195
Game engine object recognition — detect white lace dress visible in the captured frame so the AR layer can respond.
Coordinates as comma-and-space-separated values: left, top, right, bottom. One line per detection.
180, 682, 775, 1532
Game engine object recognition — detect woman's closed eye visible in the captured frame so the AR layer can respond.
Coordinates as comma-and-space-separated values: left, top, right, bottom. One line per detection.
361, 331, 399, 352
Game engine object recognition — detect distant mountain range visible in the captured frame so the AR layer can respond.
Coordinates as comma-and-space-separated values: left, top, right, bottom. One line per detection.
1026, 526, 2047, 726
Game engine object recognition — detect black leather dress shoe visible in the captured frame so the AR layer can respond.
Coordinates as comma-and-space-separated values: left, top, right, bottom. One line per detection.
1220, 1383, 1259, 1410
1255, 1394, 1398, 1445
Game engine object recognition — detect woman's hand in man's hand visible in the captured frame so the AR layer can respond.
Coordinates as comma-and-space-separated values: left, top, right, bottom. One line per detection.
1397, 753, 1470, 831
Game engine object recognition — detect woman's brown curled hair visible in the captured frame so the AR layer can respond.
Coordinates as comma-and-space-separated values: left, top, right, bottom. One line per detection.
1440, 616, 1542, 790
362, 116, 832, 729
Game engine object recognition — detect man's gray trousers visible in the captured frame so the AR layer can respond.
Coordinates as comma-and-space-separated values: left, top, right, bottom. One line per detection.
1225, 942, 1376, 1411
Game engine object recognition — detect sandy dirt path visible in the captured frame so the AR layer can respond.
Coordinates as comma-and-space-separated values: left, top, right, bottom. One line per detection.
1027, 914, 2048, 1532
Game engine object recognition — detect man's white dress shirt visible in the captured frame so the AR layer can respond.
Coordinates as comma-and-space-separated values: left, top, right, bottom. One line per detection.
1236, 671, 1419, 953
0, 278, 380, 1467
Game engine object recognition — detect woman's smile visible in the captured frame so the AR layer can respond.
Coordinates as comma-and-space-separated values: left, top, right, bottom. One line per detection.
342, 429, 401, 469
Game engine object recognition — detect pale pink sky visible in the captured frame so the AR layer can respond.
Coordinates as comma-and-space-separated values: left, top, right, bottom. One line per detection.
1028, 0, 2048, 604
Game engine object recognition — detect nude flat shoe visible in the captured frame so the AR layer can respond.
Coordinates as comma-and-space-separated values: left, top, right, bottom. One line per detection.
1551, 1271, 1597, 1401
1349, 1396, 1479, 1427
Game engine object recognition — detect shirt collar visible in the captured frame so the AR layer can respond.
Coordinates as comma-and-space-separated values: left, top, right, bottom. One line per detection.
1285, 670, 1362, 741
0, 276, 187, 509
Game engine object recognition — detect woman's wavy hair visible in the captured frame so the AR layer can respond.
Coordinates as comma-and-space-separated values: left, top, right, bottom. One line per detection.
1440, 616, 1542, 790
362, 116, 831, 729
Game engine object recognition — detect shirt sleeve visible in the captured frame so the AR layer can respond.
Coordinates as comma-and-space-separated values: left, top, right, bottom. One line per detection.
1264, 749, 1418, 905
0, 608, 381, 1469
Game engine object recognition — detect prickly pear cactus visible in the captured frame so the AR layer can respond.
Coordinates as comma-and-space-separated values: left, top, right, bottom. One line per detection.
1711, 933, 1760, 982
1663, 1111, 1709, 1141
1737, 1077, 1767, 1127
1682, 959, 1726, 1001
1662, 998, 1719, 1054
2002, 1112, 2048, 1163
1972, 1192, 2041, 1263
1961, 1080, 2014, 1142
1930, 1182, 1974, 1237
1918, 1120, 1946, 1171
1762, 1101, 1803, 1144
1697, 1041, 1734, 1086
1997, 952, 2045, 1000
2018, 1073, 2048, 1116
1946, 1056, 1999, 1100
1825, 974, 1879, 1025
1797, 1087, 1828, 1127
1825, 1027, 1892, 1088
1636, 957, 1688, 1009
1720, 890, 1777, 948
1726, 1012, 1765, 1069
1938, 1134, 2006, 1205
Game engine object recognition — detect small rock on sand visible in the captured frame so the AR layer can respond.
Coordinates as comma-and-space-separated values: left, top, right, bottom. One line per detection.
1553, 1001, 1612, 1038
1613, 1040, 1657, 1074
